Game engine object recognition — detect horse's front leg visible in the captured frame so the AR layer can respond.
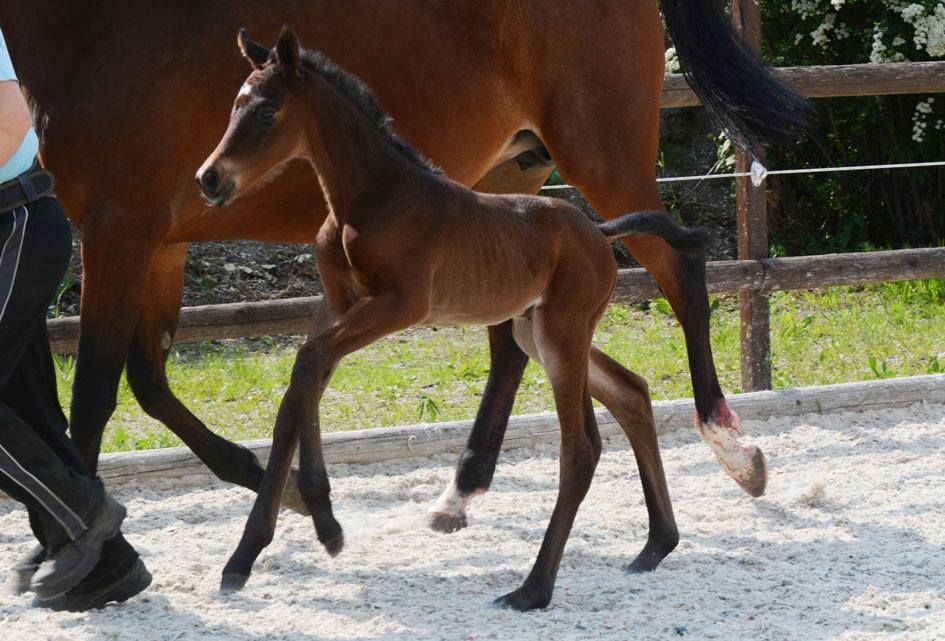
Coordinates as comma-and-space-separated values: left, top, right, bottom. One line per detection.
430, 320, 529, 533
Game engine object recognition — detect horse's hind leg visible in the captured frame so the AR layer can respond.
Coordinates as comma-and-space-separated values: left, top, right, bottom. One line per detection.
430, 320, 528, 533
429, 162, 552, 534
588, 346, 678, 572
531, 17, 767, 495
124, 242, 308, 513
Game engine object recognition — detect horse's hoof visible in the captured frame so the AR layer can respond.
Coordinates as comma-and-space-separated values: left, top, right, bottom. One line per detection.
220, 573, 248, 594
322, 532, 345, 558
281, 468, 311, 515
696, 406, 769, 498
735, 445, 768, 498
429, 511, 468, 534
493, 586, 550, 612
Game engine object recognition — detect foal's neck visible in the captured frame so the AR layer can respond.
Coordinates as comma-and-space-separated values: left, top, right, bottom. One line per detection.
300, 72, 416, 223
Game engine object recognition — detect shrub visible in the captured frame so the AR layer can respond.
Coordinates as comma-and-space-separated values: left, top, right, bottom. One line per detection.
759, 0, 944, 253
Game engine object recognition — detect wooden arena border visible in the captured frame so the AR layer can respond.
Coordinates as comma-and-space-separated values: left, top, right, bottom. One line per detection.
96, 374, 945, 485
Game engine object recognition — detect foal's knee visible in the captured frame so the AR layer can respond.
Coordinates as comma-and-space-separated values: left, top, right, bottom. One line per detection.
298, 471, 331, 506
291, 342, 332, 388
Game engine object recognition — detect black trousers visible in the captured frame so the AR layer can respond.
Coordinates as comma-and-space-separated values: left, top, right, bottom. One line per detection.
0, 194, 137, 582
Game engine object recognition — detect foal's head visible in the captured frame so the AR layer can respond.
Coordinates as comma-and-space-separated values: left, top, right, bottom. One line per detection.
197, 26, 307, 207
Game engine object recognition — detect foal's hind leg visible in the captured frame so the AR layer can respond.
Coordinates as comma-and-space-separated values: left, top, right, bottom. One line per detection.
430, 321, 528, 533
588, 347, 678, 572
495, 314, 601, 611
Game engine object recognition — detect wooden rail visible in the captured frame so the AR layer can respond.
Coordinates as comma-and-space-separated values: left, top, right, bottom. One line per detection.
661, 61, 945, 108
94, 374, 945, 484
47, 247, 945, 353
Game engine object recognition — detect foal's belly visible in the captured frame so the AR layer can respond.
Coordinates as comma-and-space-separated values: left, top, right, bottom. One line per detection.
424, 304, 535, 328
424, 279, 544, 327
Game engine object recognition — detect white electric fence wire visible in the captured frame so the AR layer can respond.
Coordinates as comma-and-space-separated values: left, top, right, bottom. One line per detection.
539, 159, 945, 191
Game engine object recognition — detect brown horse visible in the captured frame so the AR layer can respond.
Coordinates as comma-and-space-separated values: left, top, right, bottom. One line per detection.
3, 1, 802, 515
198, 28, 715, 609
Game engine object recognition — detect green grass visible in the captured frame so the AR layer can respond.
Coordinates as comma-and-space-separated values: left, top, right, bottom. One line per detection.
54, 281, 945, 453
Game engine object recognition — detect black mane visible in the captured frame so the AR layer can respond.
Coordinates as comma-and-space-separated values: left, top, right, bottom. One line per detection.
297, 49, 441, 174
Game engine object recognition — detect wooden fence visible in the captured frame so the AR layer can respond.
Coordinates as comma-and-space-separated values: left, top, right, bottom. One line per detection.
47, 4, 945, 390
47, 247, 945, 354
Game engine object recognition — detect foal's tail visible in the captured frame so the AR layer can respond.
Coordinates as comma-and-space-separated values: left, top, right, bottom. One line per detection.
662, 0, 811, 154
598, 211, 711, 256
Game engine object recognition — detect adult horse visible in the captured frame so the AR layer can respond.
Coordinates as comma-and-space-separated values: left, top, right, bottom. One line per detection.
2, 1, 804, 517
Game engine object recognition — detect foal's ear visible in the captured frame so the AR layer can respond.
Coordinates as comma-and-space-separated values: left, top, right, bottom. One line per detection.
274, 24, 301, 78
238, 28, 270, 70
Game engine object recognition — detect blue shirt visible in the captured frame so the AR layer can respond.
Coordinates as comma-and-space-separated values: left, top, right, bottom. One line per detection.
0, 27, 39, 183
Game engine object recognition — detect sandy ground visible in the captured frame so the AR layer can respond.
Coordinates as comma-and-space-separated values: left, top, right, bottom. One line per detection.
2, 403, 944, 641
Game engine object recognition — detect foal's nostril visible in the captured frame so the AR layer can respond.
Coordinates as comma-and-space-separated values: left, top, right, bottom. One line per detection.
199, 167, 220, 193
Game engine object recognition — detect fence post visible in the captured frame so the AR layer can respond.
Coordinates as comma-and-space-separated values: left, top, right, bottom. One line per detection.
731, 0, 772, 391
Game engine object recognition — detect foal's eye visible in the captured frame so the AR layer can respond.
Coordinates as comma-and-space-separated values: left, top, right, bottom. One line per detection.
254, 107, 276, 124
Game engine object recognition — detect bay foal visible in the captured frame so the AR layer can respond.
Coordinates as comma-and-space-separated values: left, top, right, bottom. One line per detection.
198, 28, 712, 610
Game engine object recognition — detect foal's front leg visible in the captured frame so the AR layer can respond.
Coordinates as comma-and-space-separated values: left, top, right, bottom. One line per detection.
292, 294, 426, 543
221, 294, 425, 592
220, 394, 300, 593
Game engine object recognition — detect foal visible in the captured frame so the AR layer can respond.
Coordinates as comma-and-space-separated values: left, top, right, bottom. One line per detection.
198, 27, 710, 611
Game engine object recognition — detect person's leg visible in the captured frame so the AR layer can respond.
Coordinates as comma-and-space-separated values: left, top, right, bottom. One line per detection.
0, 319, 147, 609
0, 202, 102, 541
0, 198, 145, 604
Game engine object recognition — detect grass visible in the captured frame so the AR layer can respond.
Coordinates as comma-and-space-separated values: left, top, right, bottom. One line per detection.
54, 281, 945, 453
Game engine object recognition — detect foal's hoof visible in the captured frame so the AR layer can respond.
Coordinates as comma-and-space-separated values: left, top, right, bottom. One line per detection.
493, 586, 550, 612
626, 533, 679, 574
322, 532, 345, 558
429, 511, 468, 534
219, 573, 249, 594
281, 468, 311, 515
626, 552, 664, 574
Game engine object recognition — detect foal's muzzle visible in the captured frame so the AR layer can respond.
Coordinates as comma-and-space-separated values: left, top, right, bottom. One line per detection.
196, 166, 236, 207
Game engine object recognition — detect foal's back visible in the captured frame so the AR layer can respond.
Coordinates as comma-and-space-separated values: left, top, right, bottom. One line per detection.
388, 179, 619, 326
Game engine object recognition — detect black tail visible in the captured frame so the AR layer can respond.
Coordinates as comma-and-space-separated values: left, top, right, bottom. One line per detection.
598, 211, 711, 256
662, 0, 811, 153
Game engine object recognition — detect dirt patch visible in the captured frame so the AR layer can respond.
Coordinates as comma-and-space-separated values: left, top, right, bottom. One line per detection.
2, 404, 943, 640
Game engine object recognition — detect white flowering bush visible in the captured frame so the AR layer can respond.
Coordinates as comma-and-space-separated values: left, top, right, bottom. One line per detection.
758, 0, 945, 251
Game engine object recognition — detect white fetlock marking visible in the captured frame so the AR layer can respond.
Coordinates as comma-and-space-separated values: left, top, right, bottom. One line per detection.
430, 484, 481, 517
696, 414, 757, 484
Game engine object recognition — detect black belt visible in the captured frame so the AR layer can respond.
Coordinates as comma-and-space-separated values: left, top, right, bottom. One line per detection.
0, 163, 56, 215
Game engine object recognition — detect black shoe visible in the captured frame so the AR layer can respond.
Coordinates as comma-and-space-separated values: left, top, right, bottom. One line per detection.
5, 545, 45, 595
33, 557, 151, 612
30, 496, 126, 600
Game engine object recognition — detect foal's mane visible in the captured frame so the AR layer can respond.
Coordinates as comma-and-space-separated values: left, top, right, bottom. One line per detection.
297, 49, 441, 174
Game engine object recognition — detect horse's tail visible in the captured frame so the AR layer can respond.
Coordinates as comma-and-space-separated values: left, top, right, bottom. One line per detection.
662, 0, 811, 153
598, 211, 711, 256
